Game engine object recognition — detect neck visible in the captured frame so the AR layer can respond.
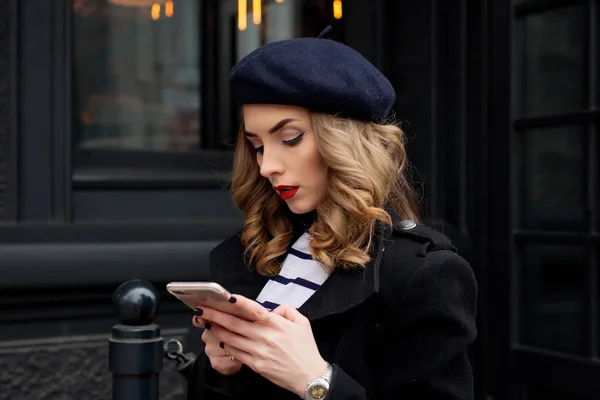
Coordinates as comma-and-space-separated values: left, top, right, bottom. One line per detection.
286, 208, 318, 236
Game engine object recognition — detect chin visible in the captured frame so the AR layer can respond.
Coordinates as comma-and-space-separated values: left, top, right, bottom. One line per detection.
286, 201, 316, 215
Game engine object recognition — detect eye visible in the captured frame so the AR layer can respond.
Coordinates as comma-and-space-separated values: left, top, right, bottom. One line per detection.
282, 132, 305, 147
254, 145, 264, 154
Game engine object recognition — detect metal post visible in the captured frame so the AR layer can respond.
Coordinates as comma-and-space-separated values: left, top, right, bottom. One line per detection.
109, 279, 163, 400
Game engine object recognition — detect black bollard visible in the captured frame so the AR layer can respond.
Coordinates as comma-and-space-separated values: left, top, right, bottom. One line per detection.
109, 279, 163, 400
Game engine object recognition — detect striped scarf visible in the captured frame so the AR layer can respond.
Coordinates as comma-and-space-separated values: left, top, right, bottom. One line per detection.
255, 232, 331, 310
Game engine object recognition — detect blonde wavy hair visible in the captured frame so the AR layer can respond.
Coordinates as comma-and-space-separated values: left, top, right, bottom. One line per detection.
231, 112, 420, 277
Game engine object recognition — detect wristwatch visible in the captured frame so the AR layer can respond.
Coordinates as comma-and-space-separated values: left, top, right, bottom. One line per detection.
304, 363, 333, 400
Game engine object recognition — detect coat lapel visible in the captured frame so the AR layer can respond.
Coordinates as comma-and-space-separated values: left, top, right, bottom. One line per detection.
211, 228, 386, 322
298, 230, 385, 321
210, 234, 270, 301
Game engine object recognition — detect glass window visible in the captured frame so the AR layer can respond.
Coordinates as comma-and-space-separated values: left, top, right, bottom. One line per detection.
519, 245, 588, 356
217, 0, 345, 140
516, 5, 586, 116
234, 0, 343, 60
517, 126, 588, 231
72, 0, 202, 152
235, 0, 304, 62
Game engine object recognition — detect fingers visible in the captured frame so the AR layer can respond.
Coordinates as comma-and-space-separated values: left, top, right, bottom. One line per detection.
192, 315, 216, 331
206, 320, 255, 353
221, 342, 253, 368
271, 302, 305, 324
199, 318, 255, 359
201, 327, 219, 343
201, 328, 243, 374
203, 340, 226, 358
205, 342, 244, 376
192, 315, 204, 328
193, 293, 269, 324
198, 306, 261, 339
228, 293, 271, 322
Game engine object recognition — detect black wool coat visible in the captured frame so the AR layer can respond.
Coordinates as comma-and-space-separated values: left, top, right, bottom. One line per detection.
187, 219, 478, 400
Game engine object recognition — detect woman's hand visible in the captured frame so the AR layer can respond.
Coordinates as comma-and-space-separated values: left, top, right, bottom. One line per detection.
195, 295, 327, 397
193, 316, 243, 376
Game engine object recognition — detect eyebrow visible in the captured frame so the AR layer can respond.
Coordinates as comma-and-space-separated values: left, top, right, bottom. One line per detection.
244, 118, 299, 138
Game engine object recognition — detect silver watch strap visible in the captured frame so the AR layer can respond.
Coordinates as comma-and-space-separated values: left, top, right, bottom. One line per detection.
322, 363, 333, 383
304, 363, 334, 400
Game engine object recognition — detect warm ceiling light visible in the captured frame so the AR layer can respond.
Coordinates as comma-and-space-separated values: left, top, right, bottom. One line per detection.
333, 0, 342, 19
275, 0, 284, 3
165, 0, 173, 17
238, 0, 247, 31
253, 0, 262, 25
151, 3, 160, 20
107, 0, 165, 6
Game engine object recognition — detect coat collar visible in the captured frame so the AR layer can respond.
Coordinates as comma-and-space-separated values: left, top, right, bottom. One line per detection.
211, 226, 388, 322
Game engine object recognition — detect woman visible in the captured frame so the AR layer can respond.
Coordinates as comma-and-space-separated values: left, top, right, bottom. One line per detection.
187, 27, 477, 400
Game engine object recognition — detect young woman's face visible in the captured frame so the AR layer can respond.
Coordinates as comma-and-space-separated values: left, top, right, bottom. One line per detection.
242, 104, 328, 214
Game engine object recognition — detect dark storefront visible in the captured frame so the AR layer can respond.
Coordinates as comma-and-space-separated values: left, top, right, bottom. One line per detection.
0, 0, 598, 399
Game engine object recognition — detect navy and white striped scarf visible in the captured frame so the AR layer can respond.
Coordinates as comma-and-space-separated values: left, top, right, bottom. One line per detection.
255, 232, 331, 310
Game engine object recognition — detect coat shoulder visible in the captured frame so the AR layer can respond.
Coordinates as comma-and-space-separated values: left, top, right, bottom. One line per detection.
378, 221, 476, 307
208, 230, 245, 277
209, 230, 244, 259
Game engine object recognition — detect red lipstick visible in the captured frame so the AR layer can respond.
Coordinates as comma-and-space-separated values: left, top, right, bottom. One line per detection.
274, 185, 299, 200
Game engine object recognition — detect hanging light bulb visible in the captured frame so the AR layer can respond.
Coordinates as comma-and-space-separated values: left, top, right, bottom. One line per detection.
238, 0, 247, 31
165, 0, 173, 17
333, 0, 342, 19
107, 0, 164, 7
253, 0, 262, 25
151, 3, 161, 20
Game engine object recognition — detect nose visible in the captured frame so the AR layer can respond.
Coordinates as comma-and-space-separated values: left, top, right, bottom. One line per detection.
259, 147, 284, 178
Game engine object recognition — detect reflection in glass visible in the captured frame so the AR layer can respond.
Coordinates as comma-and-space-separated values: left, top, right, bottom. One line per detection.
516, 5, 585, 115
519, 127, 587, 231
72, 0, 201, 152
222, 0, 341, 138
519, 245, 588, 355
234, 0, 331, 62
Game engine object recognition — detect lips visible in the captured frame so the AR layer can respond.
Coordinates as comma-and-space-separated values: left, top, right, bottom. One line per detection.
274, 185, 299, 200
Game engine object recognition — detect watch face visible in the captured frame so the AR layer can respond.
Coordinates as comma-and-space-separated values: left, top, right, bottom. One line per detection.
309, 384, 327, 399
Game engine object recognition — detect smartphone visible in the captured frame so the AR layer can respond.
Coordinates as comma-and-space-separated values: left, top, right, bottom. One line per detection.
166, 281, 259, 321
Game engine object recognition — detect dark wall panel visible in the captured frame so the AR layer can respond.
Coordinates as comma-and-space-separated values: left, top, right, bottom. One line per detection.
384, 0, 436, 216
0, 0, 17, 222
0, 240, 218, 290
72, 189, 241, 222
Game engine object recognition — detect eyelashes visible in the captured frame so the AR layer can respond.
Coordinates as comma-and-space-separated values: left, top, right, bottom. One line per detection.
254, 132, 305, 154
282, 131, 305, 146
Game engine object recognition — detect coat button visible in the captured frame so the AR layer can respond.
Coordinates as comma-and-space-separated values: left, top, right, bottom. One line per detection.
399, 220, 417, 230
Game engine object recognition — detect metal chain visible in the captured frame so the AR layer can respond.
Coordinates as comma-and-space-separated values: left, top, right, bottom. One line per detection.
163, 338, 196, 379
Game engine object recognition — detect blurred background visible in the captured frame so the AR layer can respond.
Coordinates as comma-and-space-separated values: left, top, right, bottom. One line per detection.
0, 0, 598, 399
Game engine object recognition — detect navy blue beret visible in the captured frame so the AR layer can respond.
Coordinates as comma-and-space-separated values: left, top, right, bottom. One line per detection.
229, 29, 396, 123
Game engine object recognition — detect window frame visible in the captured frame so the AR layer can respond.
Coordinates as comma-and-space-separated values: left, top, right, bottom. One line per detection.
506, 0, 600, 397
69, 0, 229, 191
3, 0, 242, 292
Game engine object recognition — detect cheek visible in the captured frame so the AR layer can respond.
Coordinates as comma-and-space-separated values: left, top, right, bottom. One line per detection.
309, 153, 328, 189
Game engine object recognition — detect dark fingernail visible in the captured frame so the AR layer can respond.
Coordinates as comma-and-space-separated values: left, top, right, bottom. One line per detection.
219, 342, 224, 349
205, 322, 212, 330
228, 296, 237, 303
194, 308, 203, 316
